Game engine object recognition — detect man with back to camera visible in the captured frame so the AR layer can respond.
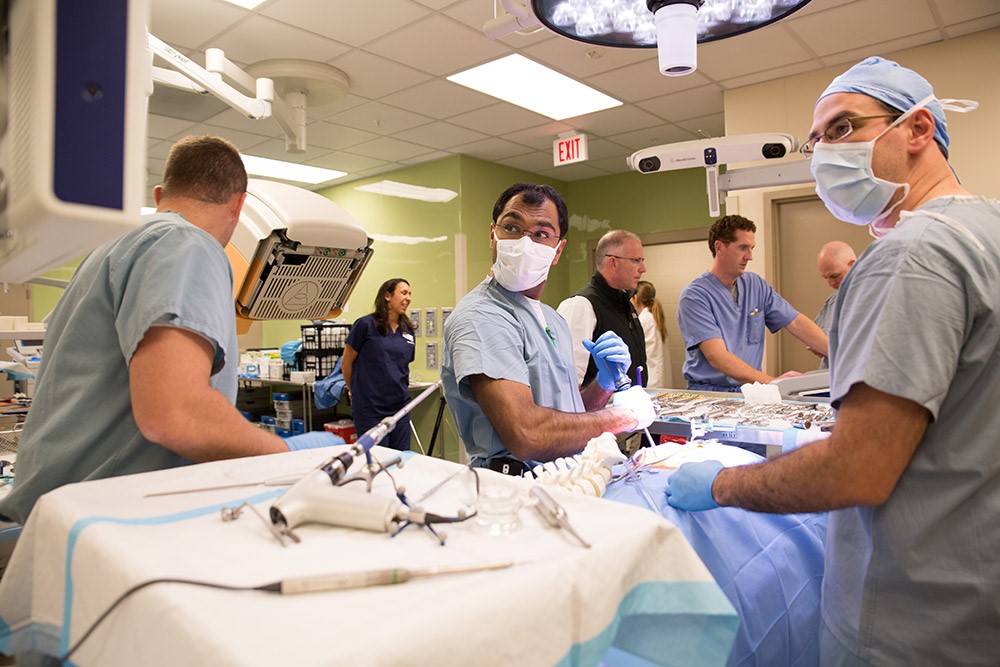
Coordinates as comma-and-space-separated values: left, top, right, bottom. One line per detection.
440, 183, 656, 475
558, 230, 648, 390
813, 240, 857, 369
665, 56, 1000, 665
0, 135, 338, 525
676, 214, 828, 392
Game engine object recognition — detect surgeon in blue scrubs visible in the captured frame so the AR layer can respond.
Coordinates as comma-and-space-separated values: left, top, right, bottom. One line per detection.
342, 279, 416, 451
677, 214, 828, 392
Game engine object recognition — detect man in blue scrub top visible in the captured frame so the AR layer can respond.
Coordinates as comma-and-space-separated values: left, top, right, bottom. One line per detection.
666, 57, 1000, 665
441, 183, 656, 475
677, 215, 828, 392
0, 135, 336, 525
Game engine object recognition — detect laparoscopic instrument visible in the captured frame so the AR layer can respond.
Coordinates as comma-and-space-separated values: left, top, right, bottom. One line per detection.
221, 381, 477, 546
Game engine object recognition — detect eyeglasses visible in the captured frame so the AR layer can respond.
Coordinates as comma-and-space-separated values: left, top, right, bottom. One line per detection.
605, 254, 645, 266
493, 221, 560, 245
800, 113, 901, 156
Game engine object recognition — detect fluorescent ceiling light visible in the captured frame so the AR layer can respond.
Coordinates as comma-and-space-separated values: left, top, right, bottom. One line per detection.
218, 0, 267, 9
241, 154, 346, 185
355, 180, 458, 203
447, 54, 621, 120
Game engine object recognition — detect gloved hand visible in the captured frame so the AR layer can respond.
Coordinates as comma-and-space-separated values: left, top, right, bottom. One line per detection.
582, 331, 631, 391
664, 460, 724, 511
611, 386, 656, 431
284, 431, 345, 451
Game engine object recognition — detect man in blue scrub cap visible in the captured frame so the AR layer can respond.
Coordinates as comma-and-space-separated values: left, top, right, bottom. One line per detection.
0, 136, 340, 525
665, 57, 1000, 665
441, 183, 656, 476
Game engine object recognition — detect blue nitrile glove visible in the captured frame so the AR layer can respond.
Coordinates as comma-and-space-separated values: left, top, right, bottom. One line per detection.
611, 386, 656, 431
284, 431, 345, 451
582, 331, 631, 391
664, 460, 724, 511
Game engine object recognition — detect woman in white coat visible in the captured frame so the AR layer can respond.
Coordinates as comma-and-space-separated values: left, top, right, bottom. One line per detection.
632, 281, 673, 388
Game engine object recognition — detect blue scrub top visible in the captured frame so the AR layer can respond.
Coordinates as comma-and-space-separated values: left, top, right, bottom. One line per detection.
441, 278, 584, 467
345, 314, 415, 419
0, 214, 238, 524
678, 272, 797, 391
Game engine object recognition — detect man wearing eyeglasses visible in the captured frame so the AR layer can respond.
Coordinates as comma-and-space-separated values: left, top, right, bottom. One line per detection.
441, 184, 655, 476
677, 214, 828, 393
557, 230, 649, 390
666, 57, 1000, 665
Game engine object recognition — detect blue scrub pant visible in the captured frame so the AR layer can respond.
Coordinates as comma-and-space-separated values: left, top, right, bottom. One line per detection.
353, 412, 411, 451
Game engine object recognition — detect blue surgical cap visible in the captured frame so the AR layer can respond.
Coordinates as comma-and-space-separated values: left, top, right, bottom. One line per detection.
818, 56, 949, 157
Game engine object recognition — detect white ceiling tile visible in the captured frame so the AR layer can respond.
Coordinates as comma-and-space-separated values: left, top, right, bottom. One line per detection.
931, 0, 1000, 25
207, 15, 351, 65
365, 15, 510, 76
945, 15, 1000, 39
149, 85, 229, 123
696, 26, 815, 81
306, 94, 373, 123
450, 137, 535, 161
393, 121, 489, 150
327, 51, 433, 100
411, 0, 461, 11
820, 31, 944, 69
243, 138, 335, 162
587, 59, 712, 103
523, 38, 654, 78
636, 85, 725, 123
147, 114, 199, 140
567, 105, 666, 137
398, 150, 453, 166
497, 151, 557, 174
204, 108, 284, 137
304, 122, 381, 151
783, 0, 937, 57
587, 155, 632, 174
379, 80, 496, 119
505, 121, 578, 151
352, 164, 408, 179
719, 60, 820, 91
147, 140, 172, 160
447, 103, 551, 136
306, 152, 392, 174
539, 162, 610, 180
582, 138, 633, 161
674, 113, 727, 140
262, 0, 432, 48
330, 102, 433, 134
608, 125, 701, 152
149, 0, 246, 50
348, 136, 440, 162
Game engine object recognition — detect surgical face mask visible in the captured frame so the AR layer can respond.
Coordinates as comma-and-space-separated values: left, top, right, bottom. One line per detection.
491, 236, 557, 292
810, 94, 934, 233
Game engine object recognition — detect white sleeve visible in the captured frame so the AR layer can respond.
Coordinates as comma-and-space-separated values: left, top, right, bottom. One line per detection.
640, 311, 662, 387
556, 295, 596, 386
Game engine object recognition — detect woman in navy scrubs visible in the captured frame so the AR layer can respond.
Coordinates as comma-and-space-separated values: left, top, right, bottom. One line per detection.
342, 278, 416, 450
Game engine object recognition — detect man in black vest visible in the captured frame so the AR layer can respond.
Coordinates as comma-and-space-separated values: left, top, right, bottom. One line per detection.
558, 230, 648, 390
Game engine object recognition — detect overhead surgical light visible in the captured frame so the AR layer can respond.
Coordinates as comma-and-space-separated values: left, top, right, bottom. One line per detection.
525, 0, 814, 76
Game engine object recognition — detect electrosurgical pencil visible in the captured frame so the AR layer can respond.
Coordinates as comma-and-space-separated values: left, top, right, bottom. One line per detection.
258, 561, 514, 594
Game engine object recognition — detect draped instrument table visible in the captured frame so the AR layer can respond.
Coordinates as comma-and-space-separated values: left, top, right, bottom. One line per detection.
0, 447, 738, 666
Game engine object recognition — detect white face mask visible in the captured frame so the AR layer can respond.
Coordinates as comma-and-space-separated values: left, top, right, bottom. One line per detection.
491, 236, 557, 292
810, 94, 934, 234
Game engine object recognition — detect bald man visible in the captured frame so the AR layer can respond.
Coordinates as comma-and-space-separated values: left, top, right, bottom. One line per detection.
813, 241, 857, 369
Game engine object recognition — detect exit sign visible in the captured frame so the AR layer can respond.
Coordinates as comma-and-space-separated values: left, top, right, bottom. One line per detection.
553, 133, 588, 166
